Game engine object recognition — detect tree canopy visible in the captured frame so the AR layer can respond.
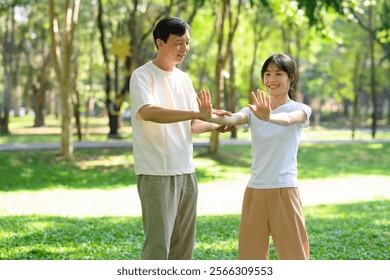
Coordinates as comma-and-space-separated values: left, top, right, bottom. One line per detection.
0, 0, 389, 156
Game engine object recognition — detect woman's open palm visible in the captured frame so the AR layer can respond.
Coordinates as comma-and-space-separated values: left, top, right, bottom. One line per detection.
248, 89, 271, 121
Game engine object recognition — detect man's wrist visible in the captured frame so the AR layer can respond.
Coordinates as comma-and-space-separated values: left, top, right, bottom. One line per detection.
193, 111, 203, 120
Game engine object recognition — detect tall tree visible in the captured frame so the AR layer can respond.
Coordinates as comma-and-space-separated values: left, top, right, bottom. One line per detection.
351, 46, 366, 139
96, 0, 202, 139
345, 0, 388, 138
0, 3, 20, 134
209, 0, 242, 153
367, 3, 378, 138
297, 0, 389, 134
49, 0, 81, 158
96, 0, 175, 139
248, 5, 271, 98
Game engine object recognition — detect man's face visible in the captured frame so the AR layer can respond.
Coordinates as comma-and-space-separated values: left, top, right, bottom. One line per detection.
158, 30, 190, 64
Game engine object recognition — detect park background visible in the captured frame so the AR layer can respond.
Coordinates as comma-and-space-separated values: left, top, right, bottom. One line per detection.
0, 0, 389, 260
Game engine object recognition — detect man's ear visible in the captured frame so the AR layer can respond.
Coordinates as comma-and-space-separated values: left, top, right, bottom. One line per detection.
156, 38, 164, 49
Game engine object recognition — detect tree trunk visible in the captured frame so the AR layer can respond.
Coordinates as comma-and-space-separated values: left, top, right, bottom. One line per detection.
33, 87, 45, 127
210, 0, 242, 153
49, 0, 81, 159
84, 31, 95, 140
248, 10, 269, 103
226, 48, 237, 139
32, 54, 50, 127
368, 5, 377, 139
60, 83, 74, 157
97, 0, 120, 139
294, 29, 303, 103
0, 6, 17, 135
351, 48, 364, 139
0, 73, 11, 134
72, 49, 82, 141
387, 86, 390, 125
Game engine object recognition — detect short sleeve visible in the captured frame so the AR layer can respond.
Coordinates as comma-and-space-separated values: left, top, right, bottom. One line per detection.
299, 104, 311, 128
239, 107, 252, 125
129, 68, 154, 115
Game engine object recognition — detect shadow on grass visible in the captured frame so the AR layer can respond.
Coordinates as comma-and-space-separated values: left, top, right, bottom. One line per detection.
298, 142, 390, 179
0, 200, 388, 260
0, 216, 144, 260
1, 143, 389, 191
0, 149, 137, 192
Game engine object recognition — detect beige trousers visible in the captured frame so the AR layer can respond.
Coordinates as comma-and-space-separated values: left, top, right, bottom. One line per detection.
239, 187, 310, 260
137, 174, 198, 260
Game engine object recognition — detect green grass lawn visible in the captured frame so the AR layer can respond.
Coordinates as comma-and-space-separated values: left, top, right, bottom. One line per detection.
1, 143, 390, 260
1, 200, 388, 260
1, 143, 389, 192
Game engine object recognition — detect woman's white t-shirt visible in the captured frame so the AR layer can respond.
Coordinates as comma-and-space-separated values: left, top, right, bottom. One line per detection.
240, 100, 311, 189
130, 61, 198, 176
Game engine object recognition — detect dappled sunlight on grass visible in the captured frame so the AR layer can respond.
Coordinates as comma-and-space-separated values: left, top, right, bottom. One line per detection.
0, 215, 143, 260
75, 154, 132, 169
0, 149, 136, 192
27, 221, 55, 231
304, 200, 390, 260
302, 127, 390, 141
1, 143, 390, 191
0, 200, 388, 260
1, 116, 133, 143
298, 143, 390, 179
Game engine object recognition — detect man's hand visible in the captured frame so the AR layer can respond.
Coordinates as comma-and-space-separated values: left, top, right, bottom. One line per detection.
197, 89, 232, 121
197, 89, 213, 121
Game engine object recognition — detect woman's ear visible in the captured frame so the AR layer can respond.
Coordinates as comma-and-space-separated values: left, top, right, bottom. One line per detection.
290, 76, 296, 85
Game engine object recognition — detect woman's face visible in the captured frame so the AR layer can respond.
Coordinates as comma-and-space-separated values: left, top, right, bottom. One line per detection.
263, 63, 291, 97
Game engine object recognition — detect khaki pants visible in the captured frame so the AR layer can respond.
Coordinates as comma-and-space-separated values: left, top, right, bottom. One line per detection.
137, 174, 198, 260
239, 187, 309, 260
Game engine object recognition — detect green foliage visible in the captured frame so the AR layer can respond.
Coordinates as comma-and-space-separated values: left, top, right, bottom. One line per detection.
1, 0, 389, 133
296, 0, 345, 28
0, 200, 388, 259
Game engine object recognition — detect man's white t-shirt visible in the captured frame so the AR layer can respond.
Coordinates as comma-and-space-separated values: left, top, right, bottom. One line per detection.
240, 100, 311, 189
130, 61, 198, 176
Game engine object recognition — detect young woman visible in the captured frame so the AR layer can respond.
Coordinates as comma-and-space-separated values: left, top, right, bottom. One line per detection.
199, 53, 312, 260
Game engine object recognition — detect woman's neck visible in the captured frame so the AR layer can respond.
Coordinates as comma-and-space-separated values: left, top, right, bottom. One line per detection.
270, 95, 291, 110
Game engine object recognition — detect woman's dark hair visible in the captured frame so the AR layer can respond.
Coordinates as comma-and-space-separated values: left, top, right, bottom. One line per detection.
153, 17, 190, 49
260, 54, 297, 100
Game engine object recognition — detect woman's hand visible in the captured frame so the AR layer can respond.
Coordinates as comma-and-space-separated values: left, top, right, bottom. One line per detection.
214, 124, 234, 133
248, 89, 271, 121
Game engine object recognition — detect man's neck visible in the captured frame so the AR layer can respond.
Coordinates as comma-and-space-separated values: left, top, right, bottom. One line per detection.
152, 57, 175, 72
